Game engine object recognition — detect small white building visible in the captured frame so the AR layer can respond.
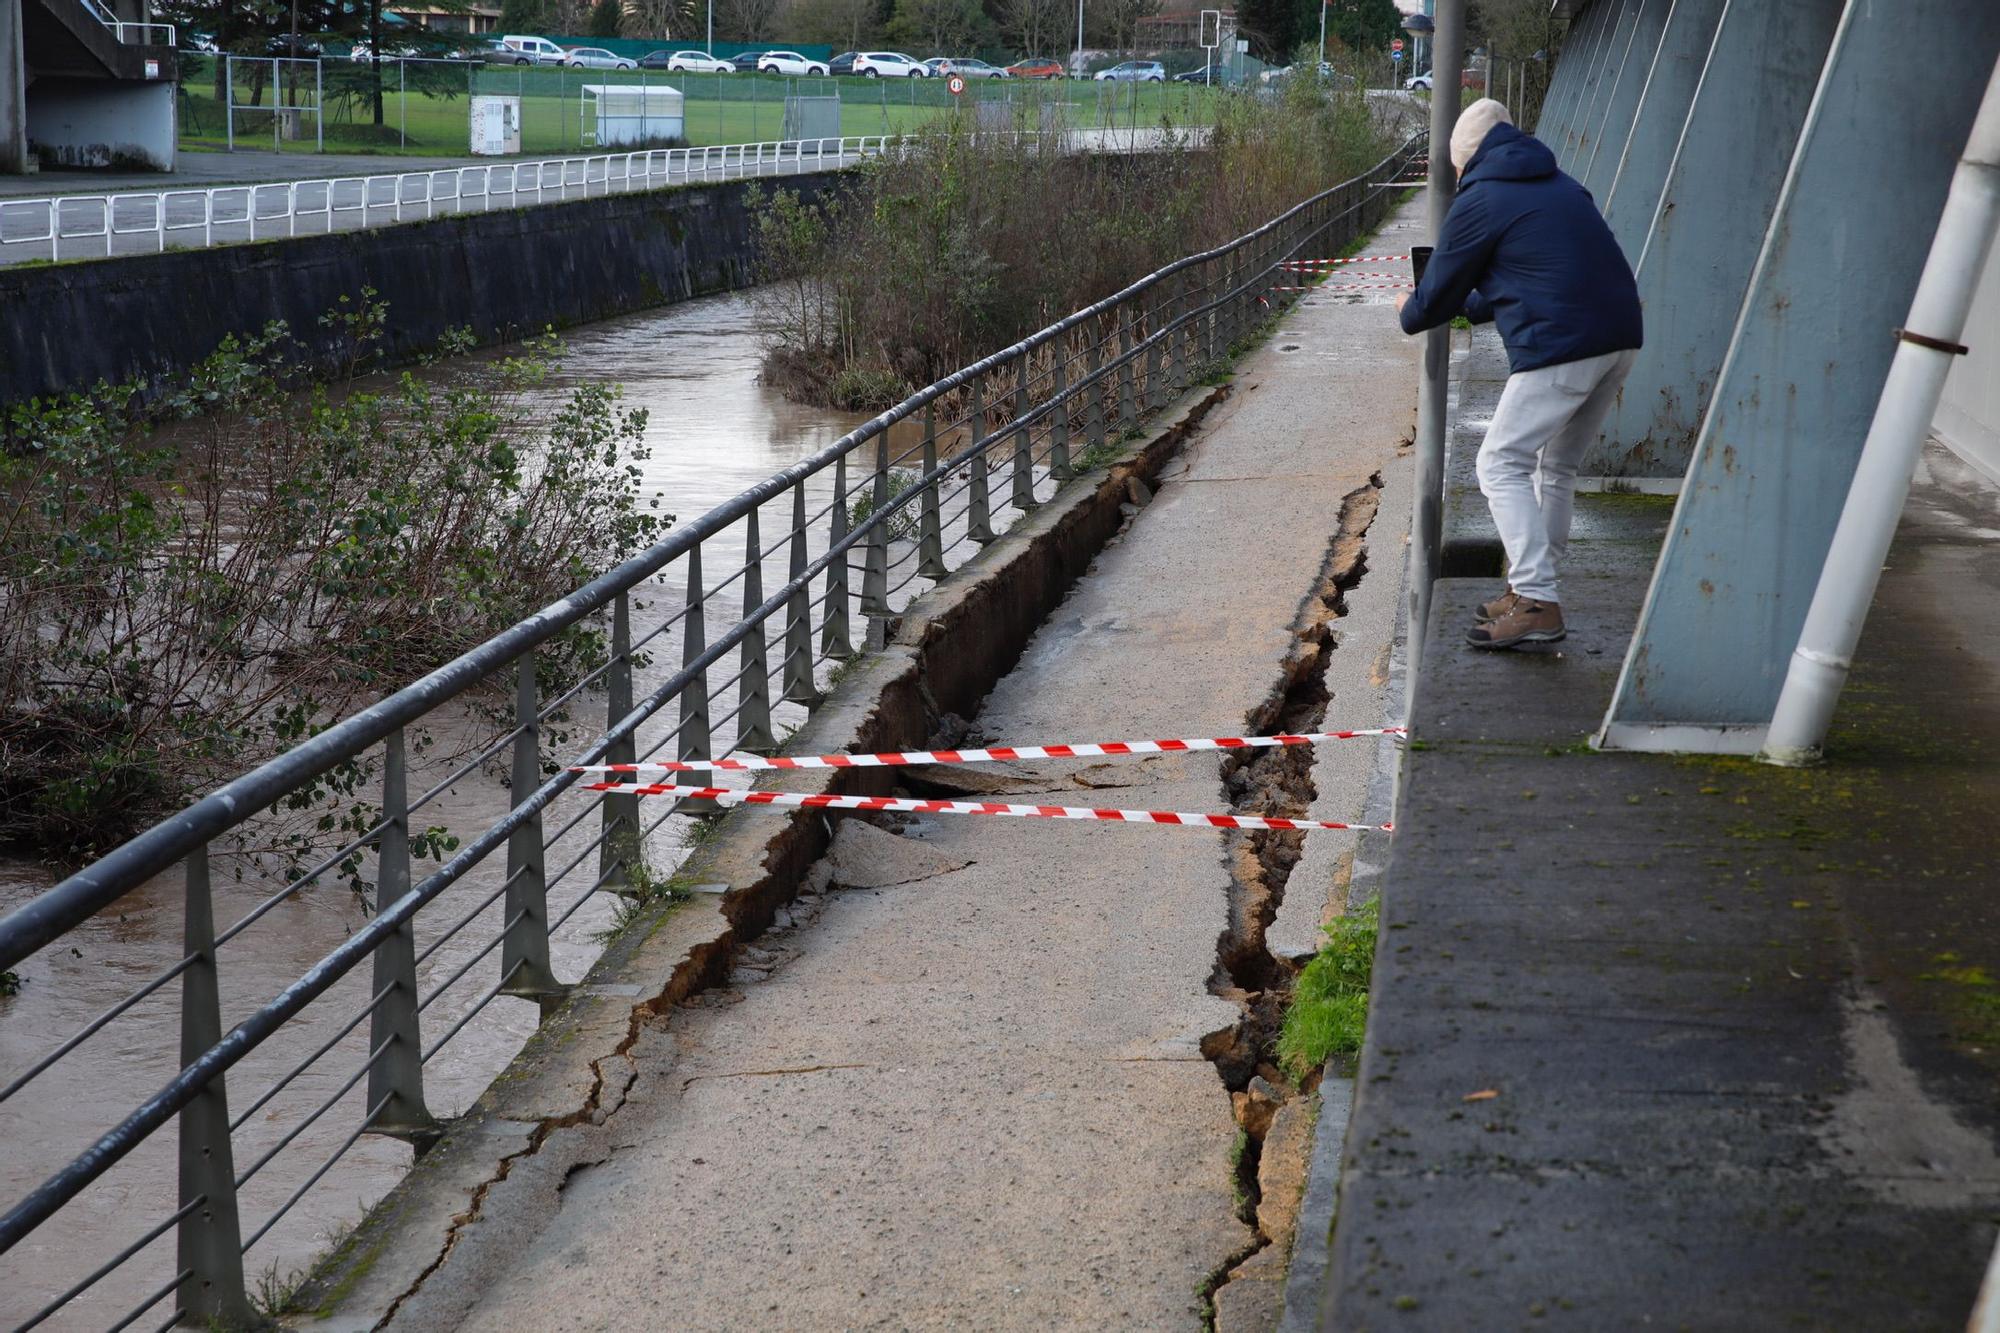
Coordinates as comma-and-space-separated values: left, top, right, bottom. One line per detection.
580, 84, 685, 148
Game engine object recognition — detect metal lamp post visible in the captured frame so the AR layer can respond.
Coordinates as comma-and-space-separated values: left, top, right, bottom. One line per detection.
1075, 0, 1083, 75
1402, 11, 1433, 86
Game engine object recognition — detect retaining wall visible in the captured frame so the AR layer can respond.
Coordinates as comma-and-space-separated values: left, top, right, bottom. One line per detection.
0, 170, 845, 405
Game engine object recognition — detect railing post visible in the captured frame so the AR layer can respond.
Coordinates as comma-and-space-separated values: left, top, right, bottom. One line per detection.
1143, 289, 1165, 411
176, 844, 255, 1328
1050, 343, 1072, 482
367, 729, 438, 1147
502, 652, 563, 1006
1118, 306, 1138, 428
736, 511, 776, 753
821, 455, 855, 658
596, 592, 638, 887
967, 375, 995, 543
679, 545, 714, 762
918, 402, 948, 578
861, 432, 892, 616
1010, 351, 1037, 512
782, 482, 821, 706
1086, 334, 1107, 455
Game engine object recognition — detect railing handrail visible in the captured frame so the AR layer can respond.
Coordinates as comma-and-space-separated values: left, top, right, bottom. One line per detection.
0, 134, 1423, 1298
0, 133, 1402, 969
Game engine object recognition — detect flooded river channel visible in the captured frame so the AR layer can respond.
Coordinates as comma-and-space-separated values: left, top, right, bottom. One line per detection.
0, 287, 891, 1329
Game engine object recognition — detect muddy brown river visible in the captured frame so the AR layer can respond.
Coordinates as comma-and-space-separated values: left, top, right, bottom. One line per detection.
0, 288, 890, 1329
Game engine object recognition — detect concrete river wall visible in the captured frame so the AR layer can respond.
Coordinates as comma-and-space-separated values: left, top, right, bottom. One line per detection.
0, 169, 845, 405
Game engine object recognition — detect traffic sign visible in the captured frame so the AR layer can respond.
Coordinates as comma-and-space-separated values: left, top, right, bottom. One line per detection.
1391, 37, 1404, 52
1392, 49, 1403, 62
947, 74, 966, 96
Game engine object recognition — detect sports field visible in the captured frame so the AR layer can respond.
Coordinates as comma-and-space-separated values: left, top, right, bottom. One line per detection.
175, 60, 1222, 159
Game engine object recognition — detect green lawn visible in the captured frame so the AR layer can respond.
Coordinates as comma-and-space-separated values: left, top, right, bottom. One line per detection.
175, 66, 1221, 160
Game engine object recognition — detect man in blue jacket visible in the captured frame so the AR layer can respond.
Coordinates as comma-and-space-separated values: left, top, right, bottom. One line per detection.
1398, 100, 1644, 649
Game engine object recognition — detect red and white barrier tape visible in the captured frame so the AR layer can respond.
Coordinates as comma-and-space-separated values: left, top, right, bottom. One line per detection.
1283, 255, 1410, 267
579, 782, 1393, 833
1315, 283, 1414, 291
572, 727, 1404, 774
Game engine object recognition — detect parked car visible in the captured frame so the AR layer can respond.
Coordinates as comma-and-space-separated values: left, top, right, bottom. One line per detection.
1173, 64, 1230, 84
494, 34, 566, 65
929, 56, 1007, 78
565, 46, 635, 69
349, 39, 421, 61
1094, 60, 1165, 82
853, 51, 928, 78
1404, 66, 1481, 90
829, 50, 858, 75
757, 49, 830, 76
649, 49, 730, 72
1005, 56, 1064, 79
729, 50, 767, 72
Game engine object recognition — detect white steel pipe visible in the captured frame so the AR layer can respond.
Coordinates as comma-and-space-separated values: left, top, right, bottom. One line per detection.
1762, 54, 2000, 765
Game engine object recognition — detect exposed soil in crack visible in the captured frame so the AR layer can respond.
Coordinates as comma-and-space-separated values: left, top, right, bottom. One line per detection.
1198, 473, 1383, 1327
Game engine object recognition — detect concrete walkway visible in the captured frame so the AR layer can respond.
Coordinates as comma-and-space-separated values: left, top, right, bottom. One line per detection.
358, 199, 1427, 1331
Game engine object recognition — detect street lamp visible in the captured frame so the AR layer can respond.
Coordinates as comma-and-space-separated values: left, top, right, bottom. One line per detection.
1075, 0, 1083, 76
1401, 12, 1433, 86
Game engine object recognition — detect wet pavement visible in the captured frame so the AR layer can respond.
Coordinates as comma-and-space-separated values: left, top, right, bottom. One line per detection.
1321, 329, 2000, 1329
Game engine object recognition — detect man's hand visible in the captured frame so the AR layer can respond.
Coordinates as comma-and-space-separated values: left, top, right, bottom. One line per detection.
1395, 290, 1410, 316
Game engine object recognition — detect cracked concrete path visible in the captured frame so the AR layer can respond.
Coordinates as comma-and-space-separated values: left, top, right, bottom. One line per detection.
372, 198, 1425, 1332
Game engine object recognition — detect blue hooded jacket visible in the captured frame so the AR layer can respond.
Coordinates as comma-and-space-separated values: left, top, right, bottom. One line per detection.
1398, 123, 1643, 373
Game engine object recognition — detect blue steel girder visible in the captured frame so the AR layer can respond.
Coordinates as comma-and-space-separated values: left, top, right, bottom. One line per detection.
1563, 0, 1637, 171
1600, 0, 2000, 749
1541, 0, 1612, 158
1584, 0, 1843, 477
1579, 0, 1671, 201
1601, 0, 1730, 255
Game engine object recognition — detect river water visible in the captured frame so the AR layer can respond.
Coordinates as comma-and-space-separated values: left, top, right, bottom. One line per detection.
0, 287, 887, 1329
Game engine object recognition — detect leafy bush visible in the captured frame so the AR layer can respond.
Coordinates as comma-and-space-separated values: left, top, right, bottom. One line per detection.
751, 77, 1395, 407
0, 293, 668, 863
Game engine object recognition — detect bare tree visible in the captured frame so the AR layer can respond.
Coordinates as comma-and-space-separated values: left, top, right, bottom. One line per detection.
1098, 0, 1156, 56
794, 0, 880, 51
997, 0, 1065, 57
716, 0, 785, 41
888, 0, 982, 54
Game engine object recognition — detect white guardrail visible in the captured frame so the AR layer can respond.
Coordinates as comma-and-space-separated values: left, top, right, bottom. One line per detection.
0, 136, 889, 265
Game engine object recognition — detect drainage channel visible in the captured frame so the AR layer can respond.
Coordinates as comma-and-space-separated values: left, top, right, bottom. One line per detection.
1200, 473, 1385, 1325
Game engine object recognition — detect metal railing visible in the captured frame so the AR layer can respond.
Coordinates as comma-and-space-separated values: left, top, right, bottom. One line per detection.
0, 135, 1419, 1330
74, 0, 175, 45
0, 135, 889, 265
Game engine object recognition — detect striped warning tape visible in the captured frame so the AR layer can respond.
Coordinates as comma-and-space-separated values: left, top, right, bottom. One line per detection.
577, 782, 1394, 833
1314, 284, 1414, 291
1282, 255, 1410, 267
572, 727, 1405, 774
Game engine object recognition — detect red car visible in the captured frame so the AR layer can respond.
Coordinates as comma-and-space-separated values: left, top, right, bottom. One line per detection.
1006, 57, 1065, 79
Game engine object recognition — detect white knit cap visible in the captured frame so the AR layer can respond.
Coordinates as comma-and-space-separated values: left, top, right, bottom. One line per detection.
1450, 98, 1513, 171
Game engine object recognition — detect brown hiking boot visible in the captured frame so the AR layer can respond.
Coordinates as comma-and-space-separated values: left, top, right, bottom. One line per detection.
1474, 587, 1520, 623
1466, 597, 1566, 649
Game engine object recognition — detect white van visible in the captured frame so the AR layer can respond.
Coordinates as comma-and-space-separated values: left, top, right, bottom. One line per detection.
494, 35, 567, 65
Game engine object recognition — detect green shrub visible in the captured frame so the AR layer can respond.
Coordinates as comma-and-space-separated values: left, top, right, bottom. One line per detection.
1276, 897, 1380, 1079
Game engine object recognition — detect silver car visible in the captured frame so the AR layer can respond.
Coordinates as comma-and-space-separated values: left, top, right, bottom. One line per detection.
1094, 60, 1166, 83
565, 47, 636, 70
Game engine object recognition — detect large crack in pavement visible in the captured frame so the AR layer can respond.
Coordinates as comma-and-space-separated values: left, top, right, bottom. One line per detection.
1199, 473, 1384, 1326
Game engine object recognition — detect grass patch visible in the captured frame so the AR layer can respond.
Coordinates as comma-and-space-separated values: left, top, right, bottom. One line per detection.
597, 857, 697, 940
1277, 897, 1380, 1080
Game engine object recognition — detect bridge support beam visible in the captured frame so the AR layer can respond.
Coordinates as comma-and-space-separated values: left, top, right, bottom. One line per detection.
1537, 0, 1607, 150
1, 0, 27, 174
1560, 0, 1634, 171
1599, 2, 2000, 751
1577, 0, 1669, 200
1584, 0, 1843, 476
1599, 0, 1728, 255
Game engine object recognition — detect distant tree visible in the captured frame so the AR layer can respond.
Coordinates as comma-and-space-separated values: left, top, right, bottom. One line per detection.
996, 0, 1064, 58
587, 0, 622, 35
715, 0, 785, 40
795, 0, 880, 52
1095, 0, 1155, 55
1324, 0, 1399, 51
500, 0, 553, 29
887, 0, 981, 54
626, 0, 688, 40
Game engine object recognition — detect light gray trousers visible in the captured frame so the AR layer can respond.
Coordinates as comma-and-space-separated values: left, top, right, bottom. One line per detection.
1474, 348, 1638, 604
